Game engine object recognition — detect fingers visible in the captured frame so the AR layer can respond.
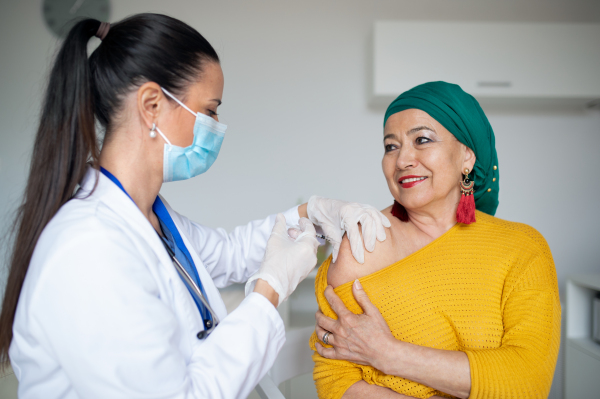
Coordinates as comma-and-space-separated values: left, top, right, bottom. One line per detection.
285, 218, 317, 241
379, 211, 392, 228
372, 209, 390, 242
287, 227, 301, 240
298, 217, 316, 234
331, 245, 340, 263
294, 218, 319, 248
363, 208, 389, 243
315, 309, 338, 333
346, 223, 365, 264
315, 342, 338, 360
359, 215, 377, 253
315, 325, 336, 347
351, 279, 378, 316
321, 224, 342, 263
270, 213, 288, 237
324, 285, 353, 318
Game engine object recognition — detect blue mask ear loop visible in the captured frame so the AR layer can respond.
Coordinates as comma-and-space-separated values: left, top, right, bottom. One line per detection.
155, 87, 199, 145
161, 87, 198, 116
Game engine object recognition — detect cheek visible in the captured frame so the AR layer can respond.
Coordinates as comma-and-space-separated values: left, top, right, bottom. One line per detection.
424, 149, 462, 188
381, 155, 396, 181
174, 115, 196, 147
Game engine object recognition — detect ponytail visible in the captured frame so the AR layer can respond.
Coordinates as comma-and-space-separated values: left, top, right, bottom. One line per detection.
0, 19, 101, 365
0, 13, 219, 367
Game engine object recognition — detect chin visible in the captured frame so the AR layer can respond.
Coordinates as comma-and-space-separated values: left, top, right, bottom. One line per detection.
396, 194, 432, 211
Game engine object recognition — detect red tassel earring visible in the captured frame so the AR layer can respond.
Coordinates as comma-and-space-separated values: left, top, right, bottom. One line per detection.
392, 200, 409, 222
456, 168, 476, 224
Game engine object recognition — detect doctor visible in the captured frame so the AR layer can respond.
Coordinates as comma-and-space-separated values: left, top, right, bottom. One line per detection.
0, 14, 390, 399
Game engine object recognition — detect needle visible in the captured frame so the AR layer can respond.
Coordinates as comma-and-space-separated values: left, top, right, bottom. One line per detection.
316, 234, 327, 240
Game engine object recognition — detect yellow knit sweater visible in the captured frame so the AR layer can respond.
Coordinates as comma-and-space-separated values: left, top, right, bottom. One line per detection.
309, 211, 561, 399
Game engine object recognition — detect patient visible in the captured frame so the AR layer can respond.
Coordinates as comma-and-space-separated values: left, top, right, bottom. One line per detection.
309, 82, 560, 399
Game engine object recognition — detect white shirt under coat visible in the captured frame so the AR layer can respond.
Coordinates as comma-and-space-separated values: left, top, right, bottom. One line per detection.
10, 167, 300, 398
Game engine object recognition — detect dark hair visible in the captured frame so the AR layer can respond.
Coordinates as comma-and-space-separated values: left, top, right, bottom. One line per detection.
0, 13, 219, 366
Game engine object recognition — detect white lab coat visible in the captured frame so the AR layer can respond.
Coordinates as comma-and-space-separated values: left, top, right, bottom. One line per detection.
9, 167, 301, 399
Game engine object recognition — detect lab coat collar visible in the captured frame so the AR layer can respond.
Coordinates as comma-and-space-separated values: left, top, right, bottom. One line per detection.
76, 166, 227, 324
76, 166, 173, 266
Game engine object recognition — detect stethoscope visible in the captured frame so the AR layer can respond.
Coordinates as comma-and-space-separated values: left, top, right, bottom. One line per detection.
159, 237, 220, 339
98, 167, 220, 339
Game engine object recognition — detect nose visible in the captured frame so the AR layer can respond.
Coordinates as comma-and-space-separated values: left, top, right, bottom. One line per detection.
395, 145, 417, 170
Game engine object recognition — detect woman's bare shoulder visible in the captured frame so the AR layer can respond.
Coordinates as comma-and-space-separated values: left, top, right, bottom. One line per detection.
327, 206, 403, 289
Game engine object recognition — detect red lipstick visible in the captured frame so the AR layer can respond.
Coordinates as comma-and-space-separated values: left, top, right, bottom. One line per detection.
398, 175, 427, 188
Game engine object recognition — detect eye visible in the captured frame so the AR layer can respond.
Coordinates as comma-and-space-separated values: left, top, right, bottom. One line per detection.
384, 144, 398, 152
208, 109, 218, 117
416, 136, 432, 145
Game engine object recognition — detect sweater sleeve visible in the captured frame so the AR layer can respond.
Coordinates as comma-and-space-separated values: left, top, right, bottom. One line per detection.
309, 334, 364, 399
309, 258, 363, 399
463, 252, 561, 399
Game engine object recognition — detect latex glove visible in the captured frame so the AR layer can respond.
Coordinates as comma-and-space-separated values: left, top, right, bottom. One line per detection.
245, 214, 319, 307
307, 196, 391, 264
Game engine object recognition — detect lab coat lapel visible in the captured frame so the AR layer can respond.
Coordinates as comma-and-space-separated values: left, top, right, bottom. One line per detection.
78, 168, 206, 335
78, 168, 169, 262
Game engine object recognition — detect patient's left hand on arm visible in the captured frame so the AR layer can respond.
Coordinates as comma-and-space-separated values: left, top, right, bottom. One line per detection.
315, 279, 471, 399
314, 279, 397, 371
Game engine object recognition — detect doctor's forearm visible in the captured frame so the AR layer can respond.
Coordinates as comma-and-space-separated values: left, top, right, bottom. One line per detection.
298, 203, 308, 219
253, 279, 279, 307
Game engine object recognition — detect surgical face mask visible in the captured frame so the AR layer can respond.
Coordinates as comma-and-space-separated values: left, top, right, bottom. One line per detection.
156, 88, 227, 183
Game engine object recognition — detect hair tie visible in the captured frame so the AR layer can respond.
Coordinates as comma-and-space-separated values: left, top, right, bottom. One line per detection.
95, 22, 110, 41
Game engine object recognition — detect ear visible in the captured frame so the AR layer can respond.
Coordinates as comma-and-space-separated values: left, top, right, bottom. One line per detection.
136, 82, 165, 129
462, 145, 476, 174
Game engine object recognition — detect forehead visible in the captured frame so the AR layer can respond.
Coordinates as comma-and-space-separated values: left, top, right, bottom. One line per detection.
187, 61, 224, 97
384, 109, 451, 138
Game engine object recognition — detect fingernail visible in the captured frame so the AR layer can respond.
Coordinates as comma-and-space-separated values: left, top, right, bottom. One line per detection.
354, 279, 362, 290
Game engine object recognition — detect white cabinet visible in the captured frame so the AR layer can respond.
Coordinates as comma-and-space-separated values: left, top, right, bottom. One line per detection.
372, 22, 600, 108
565, 275, 600, 399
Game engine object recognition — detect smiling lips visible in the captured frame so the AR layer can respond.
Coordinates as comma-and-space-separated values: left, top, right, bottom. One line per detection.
398, 175, 427, 188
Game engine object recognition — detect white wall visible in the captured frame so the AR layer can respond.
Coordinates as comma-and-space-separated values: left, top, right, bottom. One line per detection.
1, 0, 600, 397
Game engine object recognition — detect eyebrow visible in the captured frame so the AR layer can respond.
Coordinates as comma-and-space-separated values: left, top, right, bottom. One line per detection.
383, 126, 436, 141
407, 126, 435, 135
211, 99, 222, 106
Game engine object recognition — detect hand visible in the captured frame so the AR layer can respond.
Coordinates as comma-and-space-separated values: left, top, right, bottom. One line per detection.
306, 196, 391, 264
314, 279, 396, 371
245, 214, 319, 307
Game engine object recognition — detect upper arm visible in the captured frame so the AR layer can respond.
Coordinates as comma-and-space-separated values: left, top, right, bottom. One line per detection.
464, 254, 561, 399
327, 226, 398, 289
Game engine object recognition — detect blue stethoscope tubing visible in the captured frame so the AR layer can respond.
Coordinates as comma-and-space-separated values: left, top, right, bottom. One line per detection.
158, 238, 219, 338
99, 167, 219, 339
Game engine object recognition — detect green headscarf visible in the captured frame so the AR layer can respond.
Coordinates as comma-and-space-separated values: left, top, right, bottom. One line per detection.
384, 81, 499, 216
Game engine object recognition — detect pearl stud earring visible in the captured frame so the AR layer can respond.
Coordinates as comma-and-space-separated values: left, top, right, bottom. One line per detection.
149, 123, 157, 138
